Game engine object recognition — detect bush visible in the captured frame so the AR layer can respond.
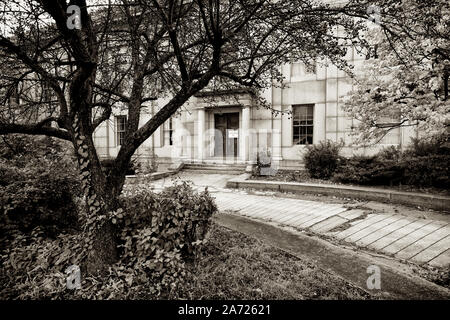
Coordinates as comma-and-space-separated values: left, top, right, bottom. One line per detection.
378, 145, 402, 161
333, 155, 404, 186
118, 181, 217, 261
332, 133, 450, 188
402, 155, 450, 189
405, 133, 450, 157
101, 157, 139, 176
0, 181, 218, 299
0, 136, 80, 238
303, 140, 342, 179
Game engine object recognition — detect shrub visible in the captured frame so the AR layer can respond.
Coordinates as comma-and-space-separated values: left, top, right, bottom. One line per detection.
402, 155, 450, 189
101, 157, 139, 176
303, 140, 342, 179
333, 155, 404, 186
0, 181, 218, 299
0, 136, 80, 238
405, 133, 450, 157
378, 145, 402, 161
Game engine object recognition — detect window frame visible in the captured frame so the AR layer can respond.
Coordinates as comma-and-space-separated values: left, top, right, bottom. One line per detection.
292, 104, 314, 145
116, 115, 127, 146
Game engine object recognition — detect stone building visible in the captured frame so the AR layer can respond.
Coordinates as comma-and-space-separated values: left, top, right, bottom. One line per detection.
92, 47, 417, 172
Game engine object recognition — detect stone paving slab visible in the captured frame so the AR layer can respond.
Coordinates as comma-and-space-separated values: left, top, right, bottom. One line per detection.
338, 209, 365, 221
383, 221, 447, 255
355, 218, 414, 247
429, 249, 450, 267
346, 215, 404, 243
395, 225, 450, 260
368, 219, 431, 251
411, 235, 450, 264
310, 216, 348, 233
334, 214, 393, 240
145, 172, 450, 268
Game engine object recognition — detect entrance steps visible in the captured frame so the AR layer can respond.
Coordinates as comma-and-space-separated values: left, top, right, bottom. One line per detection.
182, 162, 247, 175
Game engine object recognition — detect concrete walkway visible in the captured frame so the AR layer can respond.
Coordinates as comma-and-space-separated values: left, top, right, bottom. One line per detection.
145, 172, 450, 268
215, 213, 450, 299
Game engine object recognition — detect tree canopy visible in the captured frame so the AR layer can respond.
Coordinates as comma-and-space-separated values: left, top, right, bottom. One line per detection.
342, 0, 449, 142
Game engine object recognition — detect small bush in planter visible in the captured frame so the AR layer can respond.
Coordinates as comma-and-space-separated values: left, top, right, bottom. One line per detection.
303, 140, 342, 179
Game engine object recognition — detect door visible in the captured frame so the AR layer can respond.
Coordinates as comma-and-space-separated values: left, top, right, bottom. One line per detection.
214, 112, 239, 158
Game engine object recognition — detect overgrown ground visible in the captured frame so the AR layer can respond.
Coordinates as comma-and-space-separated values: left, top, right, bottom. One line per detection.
178, 223, 373, 300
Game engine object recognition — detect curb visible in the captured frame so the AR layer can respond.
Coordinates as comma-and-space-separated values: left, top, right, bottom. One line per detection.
214, 212, 450, 300
226, 177, 450, 212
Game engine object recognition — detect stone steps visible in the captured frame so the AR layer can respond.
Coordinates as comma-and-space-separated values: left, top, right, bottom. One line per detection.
182, 163, 246, 175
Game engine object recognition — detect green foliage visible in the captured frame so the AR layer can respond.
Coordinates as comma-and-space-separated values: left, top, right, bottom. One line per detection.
303, 140, 342, 179
114, 181, 217, 297
377, 145, 402, 161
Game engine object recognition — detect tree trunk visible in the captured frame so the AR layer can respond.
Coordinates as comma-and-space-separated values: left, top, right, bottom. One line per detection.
71, 112, 119, 275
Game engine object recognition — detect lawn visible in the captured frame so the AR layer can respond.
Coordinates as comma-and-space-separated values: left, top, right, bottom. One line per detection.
178, 223, 372, 300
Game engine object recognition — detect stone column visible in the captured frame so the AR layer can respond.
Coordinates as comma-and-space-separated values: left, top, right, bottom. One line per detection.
172, 115, 183, 159
197, 108, 205, 161
241, 106, 251, 162
272, 105, 283, 163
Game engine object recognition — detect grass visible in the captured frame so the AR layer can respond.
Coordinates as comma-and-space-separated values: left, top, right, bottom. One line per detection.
178, 223, 372, 300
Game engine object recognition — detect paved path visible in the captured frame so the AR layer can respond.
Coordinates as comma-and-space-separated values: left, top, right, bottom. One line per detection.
144, 172, 450, 268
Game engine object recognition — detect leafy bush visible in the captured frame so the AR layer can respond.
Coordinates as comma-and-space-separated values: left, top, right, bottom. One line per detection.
0, 135, 80, 238
402, 155, 450, 189
303, 140, 342, 179
405, 133, 450, 157
332, 133, 450, 188
0, 181, 218, 299
333, 155, 404, 186
378, 145, 402, 161
101, 157, 139, 176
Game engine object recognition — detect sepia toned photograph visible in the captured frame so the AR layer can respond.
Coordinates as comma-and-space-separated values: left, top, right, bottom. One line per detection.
0, 0, 448, 310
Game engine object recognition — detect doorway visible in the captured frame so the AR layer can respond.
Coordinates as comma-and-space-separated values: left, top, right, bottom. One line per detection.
214, 112, 239, 158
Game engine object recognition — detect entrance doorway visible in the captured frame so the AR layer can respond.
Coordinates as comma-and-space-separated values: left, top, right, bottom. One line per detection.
214, 112, 239, 158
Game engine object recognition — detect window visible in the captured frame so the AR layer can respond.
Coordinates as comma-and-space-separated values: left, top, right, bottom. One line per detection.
116, 115, 127, 146
293, 104, 314, 145
163, 117, 174, 146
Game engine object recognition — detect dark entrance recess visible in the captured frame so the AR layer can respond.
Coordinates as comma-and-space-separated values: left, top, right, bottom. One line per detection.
214, 112, 239, 158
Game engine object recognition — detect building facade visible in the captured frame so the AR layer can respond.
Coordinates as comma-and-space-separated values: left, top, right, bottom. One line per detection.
93, 46, 417, 171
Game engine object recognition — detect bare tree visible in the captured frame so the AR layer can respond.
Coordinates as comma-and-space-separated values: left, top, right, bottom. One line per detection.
0, 0, 380, 271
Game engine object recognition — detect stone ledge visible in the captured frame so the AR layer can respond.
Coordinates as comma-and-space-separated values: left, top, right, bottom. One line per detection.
226, 176, 450, 212
125, 170, 175, 184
